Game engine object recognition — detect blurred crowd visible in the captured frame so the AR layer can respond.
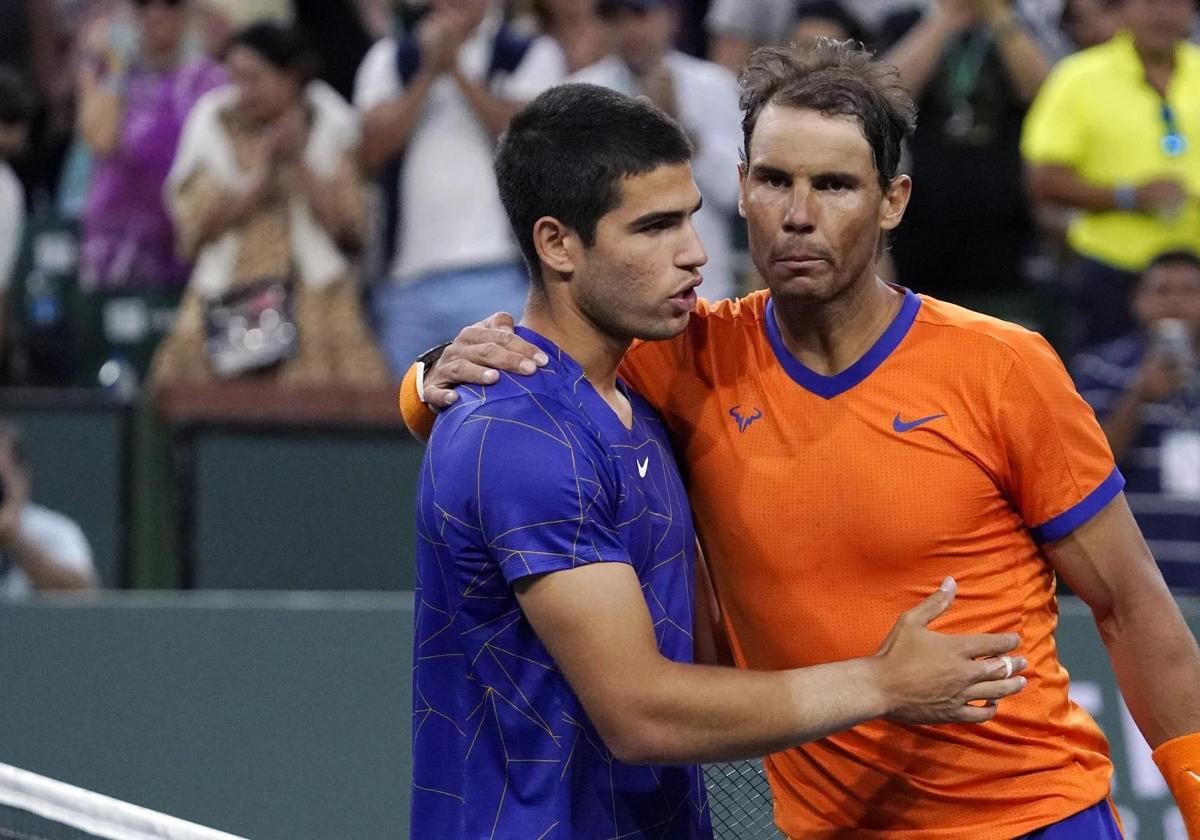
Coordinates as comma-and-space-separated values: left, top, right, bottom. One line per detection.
1, 0, 1199, 592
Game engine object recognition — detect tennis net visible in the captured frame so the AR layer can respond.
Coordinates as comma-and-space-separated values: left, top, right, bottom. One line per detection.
0, 763, 246, 840
705, 758, 783, 839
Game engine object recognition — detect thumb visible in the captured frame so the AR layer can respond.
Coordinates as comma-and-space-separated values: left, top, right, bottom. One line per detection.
908, 576, 957, 627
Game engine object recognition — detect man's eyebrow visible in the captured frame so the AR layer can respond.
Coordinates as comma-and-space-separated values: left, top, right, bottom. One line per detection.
629, 197, 704, 230
749, 163, 791, 180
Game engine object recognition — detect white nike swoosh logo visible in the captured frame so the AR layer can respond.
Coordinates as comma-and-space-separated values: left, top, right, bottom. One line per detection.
1187, 769, 1200, 784
637, 457, 649, 478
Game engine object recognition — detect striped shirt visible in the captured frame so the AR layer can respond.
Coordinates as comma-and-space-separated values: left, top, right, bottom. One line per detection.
1073, 334, 1200, 589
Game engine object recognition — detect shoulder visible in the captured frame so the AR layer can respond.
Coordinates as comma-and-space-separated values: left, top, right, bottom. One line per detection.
0, 163, 22, 206
184, 84, 239, 128
911, 294, 1063, 377
354, 37, 401, 107
666, 51, 737, 88
21, 504, 93, 569
1044, 40, 1124, 88
1073, 334, 1144, 384
432, 363, 598, 450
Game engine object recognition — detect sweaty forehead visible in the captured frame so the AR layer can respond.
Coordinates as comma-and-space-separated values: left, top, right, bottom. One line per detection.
749, 104, 875, 175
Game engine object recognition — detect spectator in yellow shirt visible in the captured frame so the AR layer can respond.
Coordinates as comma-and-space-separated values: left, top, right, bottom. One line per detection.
1023, 0, 1200, 350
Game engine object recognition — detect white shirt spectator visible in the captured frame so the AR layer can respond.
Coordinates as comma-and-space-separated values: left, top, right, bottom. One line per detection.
0, 160, 23, 293
706, 0, 912, 47
571, 52, 743, 300
353, 11, 560, 284
0, 503, 95, 598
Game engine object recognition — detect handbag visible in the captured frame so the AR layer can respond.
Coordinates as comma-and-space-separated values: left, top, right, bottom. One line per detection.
203, 278, 298, 378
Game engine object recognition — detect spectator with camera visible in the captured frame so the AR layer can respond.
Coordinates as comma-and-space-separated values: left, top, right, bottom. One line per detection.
0, 423, 97, 597
1073, 250, 1200, 588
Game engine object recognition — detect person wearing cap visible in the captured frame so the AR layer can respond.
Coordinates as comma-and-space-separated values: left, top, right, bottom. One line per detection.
1023, 0, 1200, 350
574, 0, 743, 300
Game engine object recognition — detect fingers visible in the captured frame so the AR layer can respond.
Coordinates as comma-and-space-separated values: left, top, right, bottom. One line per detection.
963, 675, 1027, 704
453, 325, 549, 377
957, 632, 1021, 660
904, 576, 957, 627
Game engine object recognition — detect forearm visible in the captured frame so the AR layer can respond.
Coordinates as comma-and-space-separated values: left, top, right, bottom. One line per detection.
1026, 164, 1121, 212
359, 70, 437, 170
884, 14, 958, 98
189, 171, 272, 251
614, 657, 887, 764
1098, 585, 1200, 748
5, 533, 97, 591
453, 70, 522, 139
299, 165, 359, 247
77, 70, 121, 155
989, 16, 1052, 102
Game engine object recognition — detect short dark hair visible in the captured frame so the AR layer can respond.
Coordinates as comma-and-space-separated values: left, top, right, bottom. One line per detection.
1146, 249, 1200, 276
494, 83, 692, 287
739, 40, 916, 190
0, 68, 34, 127
227, 22, 318, 81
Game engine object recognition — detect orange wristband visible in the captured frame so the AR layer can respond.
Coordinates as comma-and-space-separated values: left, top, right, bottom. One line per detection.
398, 362, 437, 442
1152, 731, 1200, 836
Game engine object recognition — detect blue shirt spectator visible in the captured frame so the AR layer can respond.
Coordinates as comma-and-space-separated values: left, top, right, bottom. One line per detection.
1073, 250, 1200, 588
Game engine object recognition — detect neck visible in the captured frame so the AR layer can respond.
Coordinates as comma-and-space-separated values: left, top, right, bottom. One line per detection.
142, 42, 180, 70
771, 274, 903, 376
521, 291, 629, 395
1134, 38, 1177, 73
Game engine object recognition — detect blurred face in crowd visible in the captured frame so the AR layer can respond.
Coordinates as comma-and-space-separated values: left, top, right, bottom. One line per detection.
134, 0, 190, 58
1063, 0, 1121, 48
739, 106, 910, 306
1120, 0, 1196, 57
0, 121, 27, 160
608, 5, 674, 76
1134, 261, 1200, 335
537, 0, 596, 24
791, 17, 853, 48
227, 45, 302, 124
432, 0, 492, 30
549, 164, 706, 342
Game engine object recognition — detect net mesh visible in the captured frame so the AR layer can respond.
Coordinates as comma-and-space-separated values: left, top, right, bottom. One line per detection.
705, 759, 783, 839
0, 760, 776, 839
0, 764, 244, 840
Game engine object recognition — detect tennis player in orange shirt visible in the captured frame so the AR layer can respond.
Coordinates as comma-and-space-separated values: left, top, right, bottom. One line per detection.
402, 41, 1200, 839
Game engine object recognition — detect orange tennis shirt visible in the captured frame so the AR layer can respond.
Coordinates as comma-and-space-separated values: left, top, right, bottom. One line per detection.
618, 288, 1120, 839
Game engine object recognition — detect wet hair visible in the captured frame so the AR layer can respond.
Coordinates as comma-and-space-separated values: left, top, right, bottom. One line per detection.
739, 39, 916, 190
226, 21, 318, 81
494, 83, 692, 287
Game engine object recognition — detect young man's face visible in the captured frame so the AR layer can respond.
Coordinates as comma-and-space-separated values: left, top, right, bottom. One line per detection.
738, 105, 909, 307
571, 162, 706, 342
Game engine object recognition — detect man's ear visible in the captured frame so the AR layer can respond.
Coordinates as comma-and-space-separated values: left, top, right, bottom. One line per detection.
880, 174, 912, 232
532, 216, 577, 278
737, 162, 749, 219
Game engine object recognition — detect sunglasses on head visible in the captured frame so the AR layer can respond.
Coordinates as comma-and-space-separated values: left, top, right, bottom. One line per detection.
133, 0, 185, 8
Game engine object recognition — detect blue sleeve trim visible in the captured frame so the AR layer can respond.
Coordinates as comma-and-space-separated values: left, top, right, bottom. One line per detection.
1030, 467, 1125, 543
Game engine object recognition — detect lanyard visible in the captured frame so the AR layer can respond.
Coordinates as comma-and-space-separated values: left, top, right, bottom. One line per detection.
1160, 99, 1189, 157
946, 28, 993, 106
